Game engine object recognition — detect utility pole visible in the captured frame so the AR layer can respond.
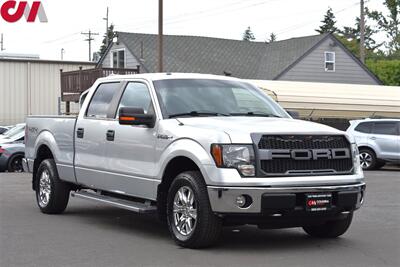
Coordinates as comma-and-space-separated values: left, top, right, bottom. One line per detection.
360, 0, 365, 63
0, 34, 5, 51
103, 7, 109, 47
158, 0, 163, 72
61, 48, 65, 60
81, 30, 99, 61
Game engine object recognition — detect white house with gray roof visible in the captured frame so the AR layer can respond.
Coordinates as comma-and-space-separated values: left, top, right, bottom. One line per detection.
98, 32, 381, 85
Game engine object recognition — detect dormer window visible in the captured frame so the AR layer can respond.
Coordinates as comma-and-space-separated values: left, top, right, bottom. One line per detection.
112, 49, 125, 68
324, 52, 335, 72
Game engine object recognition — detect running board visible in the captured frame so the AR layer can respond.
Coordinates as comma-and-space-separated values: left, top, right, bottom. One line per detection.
71, 190, 157, 214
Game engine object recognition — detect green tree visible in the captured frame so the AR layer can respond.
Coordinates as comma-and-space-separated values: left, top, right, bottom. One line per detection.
367, 0, 400, 55
266, 32, 277, 43
366, 59, 400, 85
99, 24, 117, 57
316, 7, 338, 34
339, 15, 381, 51
242, 26, 256, 41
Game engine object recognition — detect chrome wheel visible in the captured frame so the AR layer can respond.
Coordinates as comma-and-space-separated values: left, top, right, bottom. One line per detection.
38, 170, 51, 208
173, 186, 197, 236
359, 152, 372, 169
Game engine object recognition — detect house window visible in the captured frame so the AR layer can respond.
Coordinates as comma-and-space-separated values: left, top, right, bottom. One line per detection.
324, 52, 335, 72
112, 49, 125, 68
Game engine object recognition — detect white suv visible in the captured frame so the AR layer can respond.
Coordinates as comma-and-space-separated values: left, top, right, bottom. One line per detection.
347, 119, 400, 170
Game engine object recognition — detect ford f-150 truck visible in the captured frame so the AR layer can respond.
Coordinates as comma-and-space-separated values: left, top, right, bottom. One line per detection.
24, 73, 365, 248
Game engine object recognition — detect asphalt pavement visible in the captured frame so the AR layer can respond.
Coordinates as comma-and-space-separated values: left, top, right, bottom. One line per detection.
0, 169, 399, 267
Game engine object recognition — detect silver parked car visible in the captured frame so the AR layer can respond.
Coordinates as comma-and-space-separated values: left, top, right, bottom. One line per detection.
347, 119, 400, 170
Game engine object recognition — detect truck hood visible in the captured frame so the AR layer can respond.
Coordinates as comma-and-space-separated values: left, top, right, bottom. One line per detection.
177, 117, 347, 143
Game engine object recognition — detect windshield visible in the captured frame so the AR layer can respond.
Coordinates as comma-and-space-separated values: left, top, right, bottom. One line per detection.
2, 124, 25, 138
153, 79, 289, 119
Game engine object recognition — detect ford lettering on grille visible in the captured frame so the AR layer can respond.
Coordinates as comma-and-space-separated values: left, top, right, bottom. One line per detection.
260, 148, 351, 161
252, 135, 354, 176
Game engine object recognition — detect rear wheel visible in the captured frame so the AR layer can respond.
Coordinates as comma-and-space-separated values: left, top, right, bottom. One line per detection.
7, 154, 24, 172
303, 212, 353, 238
359, 148, 377, 170
167, 171, 221, 248
35, 159, 70, 214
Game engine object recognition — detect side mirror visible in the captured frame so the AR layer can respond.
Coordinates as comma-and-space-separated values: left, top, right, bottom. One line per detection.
286, 110, 300, 119
119, 107, 155, 128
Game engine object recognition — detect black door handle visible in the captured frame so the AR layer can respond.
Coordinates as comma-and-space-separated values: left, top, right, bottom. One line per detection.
106, 130, 115, 141
77, 128, 84, 138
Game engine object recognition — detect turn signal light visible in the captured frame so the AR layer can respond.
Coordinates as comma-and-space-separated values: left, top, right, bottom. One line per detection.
211, 144, 223, 167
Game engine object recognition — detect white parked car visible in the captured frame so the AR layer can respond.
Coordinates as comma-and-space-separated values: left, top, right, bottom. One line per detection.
347, 119, 400, 170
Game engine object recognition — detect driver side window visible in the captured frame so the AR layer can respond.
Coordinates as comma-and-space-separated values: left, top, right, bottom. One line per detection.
117, 82, 154, 117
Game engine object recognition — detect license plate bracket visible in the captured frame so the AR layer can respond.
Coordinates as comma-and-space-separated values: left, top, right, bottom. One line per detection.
305, 193, 332, 212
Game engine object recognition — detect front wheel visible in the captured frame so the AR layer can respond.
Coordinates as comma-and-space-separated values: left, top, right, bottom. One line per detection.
167, 171, 222, 248
303, 212, 353, 238
35, 159, 70, 214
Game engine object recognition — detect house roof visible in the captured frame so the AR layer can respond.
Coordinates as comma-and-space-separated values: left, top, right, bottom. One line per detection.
100, 32, 380, 83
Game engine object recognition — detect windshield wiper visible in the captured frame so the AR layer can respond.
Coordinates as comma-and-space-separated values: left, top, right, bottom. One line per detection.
169, 111, 229, 118
229, 112, 281, 118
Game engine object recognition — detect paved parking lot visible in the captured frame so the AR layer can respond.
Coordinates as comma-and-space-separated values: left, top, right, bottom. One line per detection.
0, 169, 399, 267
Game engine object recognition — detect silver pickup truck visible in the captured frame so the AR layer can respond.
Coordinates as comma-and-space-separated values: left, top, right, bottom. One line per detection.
24, 73, 365, 248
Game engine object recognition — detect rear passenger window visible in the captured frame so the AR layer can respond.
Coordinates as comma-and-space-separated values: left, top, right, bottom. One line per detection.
354, 122, 372, 133
86, 83, 120, 118
372, 122, 397, 135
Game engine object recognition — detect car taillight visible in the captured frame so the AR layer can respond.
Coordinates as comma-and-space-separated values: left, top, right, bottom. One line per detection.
0, 147, 4, 154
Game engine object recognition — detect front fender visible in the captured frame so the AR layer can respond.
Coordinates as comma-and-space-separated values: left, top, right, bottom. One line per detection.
157, 138, 215, 184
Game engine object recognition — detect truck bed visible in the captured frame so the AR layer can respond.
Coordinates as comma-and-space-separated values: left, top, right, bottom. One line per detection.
25, 115, 77, 183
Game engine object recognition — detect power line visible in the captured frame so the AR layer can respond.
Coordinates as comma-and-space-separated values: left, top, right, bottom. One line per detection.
276, 1, 362, 36
81, 30, 99, 61
119, 0, 276, 32
42, 31, 81, 44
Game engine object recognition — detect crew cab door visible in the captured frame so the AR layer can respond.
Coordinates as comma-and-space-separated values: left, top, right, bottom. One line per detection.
74, 82, 123, 188
103, 81, 159, 200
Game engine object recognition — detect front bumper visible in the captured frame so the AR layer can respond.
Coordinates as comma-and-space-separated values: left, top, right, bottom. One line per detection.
207, 182, 365, 214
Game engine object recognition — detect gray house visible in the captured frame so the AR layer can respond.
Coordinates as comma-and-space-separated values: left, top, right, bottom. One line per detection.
98, 32, 381, 85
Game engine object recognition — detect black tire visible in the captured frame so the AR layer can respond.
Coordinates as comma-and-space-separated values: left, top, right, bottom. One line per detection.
375, 161, 386, 170
7, 154, 24, 172
167, 171, 222, 248
359, 148, 377, 170
303, 212, 353, 238
35, 159, 70, 214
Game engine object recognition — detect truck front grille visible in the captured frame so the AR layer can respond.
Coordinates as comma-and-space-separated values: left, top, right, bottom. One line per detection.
256, 135, 353, 176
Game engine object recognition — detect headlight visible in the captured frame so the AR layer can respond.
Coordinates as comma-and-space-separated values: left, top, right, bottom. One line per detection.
351, 143, 362, 173
211, 144, 255, 176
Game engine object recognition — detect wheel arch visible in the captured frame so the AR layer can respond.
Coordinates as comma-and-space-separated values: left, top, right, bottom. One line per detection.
32, 144, 54, 190
157, 155, 203, 221
358, 146, 376, 155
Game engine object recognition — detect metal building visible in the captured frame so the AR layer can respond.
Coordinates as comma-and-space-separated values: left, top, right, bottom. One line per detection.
0, 58, 95, 125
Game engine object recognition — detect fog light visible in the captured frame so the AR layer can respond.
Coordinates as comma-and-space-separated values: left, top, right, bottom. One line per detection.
236, 195, 246, 208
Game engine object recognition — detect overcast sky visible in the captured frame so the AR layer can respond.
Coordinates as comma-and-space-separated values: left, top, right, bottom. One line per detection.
0, 0, 386, 61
